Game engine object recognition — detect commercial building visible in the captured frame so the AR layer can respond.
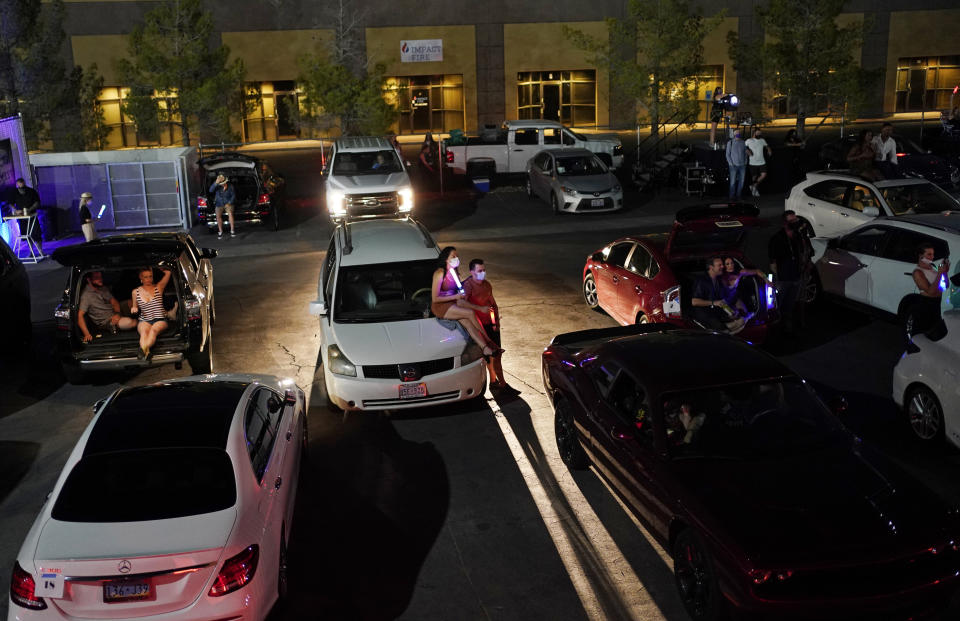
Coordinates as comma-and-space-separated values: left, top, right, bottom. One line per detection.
61, 0, 959, 147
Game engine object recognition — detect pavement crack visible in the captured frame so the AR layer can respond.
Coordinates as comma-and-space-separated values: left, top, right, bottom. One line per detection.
277, 342, 309, 375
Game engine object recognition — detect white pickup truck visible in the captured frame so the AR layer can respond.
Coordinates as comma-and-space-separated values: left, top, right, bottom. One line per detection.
442, 120, 623, 176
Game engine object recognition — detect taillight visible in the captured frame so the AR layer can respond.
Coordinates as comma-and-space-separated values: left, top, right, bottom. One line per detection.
198, 196, 208, 207
445, 150, 454, 163
184, 296, 202, 321
54, 305, 71, 330
662, 285, 682, 318
10, 562, 47, 610
208, 545, 259, 597
257, 193, 270, 205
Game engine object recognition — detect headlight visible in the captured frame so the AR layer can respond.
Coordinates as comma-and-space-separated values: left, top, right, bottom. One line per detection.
398, 187, 414, 212
561, 186, 578, 197
326, 189, 345, 216
460, 343, 483, 366
327, 344, 356, 376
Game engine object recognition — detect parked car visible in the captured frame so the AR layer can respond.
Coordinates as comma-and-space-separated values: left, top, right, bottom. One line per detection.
526, 148, 623, 214
308, 218, 486, 411
810, 214, 960, 337
197, 152, 286, 232
788, 171, 960, 237
442, 119, 623, 177
543, 323, 960, 621
0, 237, 30, 352
893, 310, 960, 448
52, 233, 216, 383
819, 134, 960, 193
323, 136, 415, 222
582, 203, 777, 342
8, 374, 306, 620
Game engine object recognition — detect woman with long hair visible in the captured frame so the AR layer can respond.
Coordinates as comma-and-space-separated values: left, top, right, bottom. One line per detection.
431, 246, 502, 358
130, 266, 172, 360
846, 129, 882, 181
910, 243, 950, 337
721, 256, 765, 319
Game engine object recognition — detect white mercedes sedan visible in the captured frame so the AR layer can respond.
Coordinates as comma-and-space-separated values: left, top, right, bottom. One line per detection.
8, 374, 307, 621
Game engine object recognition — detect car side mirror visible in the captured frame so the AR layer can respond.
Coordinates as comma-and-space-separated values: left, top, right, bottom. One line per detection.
591, 252, 604, 262
309, 299, 328, 316
863, 206, 880, 217
829, 395, 849, 416
201, 247, 218, 260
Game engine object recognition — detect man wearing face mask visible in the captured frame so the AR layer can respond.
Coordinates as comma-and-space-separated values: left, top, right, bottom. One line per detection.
463, 258, 518, 395
768, 210, 809, 335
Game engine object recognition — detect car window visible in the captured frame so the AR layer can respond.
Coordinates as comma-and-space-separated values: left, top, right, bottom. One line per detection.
543, 128, 561, 145
184, 238, 201, 270
585, 359, 620, 399
332, 150, 403, 175
561, 129, 577, 146
514, 128, 539, 146
335, 259, 436, 323
839, 226, 890, 257
604, 242, 633, 268
626, 244, 653, 277
555, 155, 606, 176
244, 388, 280, 482
323, 236, 337, 302
883, 230, 949, 263
847, 185, 879, 212
534, 152, 551, 171
604, 373, 652, 441
881, 183, 958, 216
804, 180, 849, 206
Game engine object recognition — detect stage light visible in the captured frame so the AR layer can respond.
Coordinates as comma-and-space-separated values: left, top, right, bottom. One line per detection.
719, 94, 740, 110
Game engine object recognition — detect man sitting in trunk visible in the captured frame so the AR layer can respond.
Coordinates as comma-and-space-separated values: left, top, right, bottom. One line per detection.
78, 271, 137, 343
690, 256, 746, 334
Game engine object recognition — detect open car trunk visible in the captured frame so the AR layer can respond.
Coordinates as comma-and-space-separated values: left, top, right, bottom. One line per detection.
203, 170, 259, 209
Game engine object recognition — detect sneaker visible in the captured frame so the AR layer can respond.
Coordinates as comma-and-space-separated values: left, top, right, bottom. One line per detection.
753, 186, 760, 197
217, 231, 223, 239
230, 231, 236, 238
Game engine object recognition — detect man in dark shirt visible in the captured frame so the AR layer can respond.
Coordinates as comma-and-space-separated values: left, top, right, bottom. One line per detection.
9, 178, 42, 248
768, 210, 811, 333
690, 256, 746, 333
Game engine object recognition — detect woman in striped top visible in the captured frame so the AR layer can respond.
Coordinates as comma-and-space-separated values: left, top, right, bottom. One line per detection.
131, 267, 172, 360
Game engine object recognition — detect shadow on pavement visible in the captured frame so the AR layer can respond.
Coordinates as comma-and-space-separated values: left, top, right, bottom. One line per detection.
0, 322, 66, 420
0, 440, 41, 504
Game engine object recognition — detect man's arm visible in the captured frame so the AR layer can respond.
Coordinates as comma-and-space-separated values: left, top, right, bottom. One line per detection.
77, 309, 93, 342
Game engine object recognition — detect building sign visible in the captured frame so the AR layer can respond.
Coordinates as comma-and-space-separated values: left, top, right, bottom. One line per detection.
401, 39, 443, 63
412, 93, 429, 107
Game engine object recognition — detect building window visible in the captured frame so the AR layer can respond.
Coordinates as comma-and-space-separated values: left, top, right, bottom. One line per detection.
693, 65, 724, 123
386, 74, 464, 134
97, 87, 180, 148
242, 81, 304, 142
516, 70, 596, 127
896, 56, 960, 112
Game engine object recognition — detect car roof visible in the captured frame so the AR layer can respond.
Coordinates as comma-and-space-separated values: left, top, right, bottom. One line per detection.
874, 213, 960, 235
334, 136, 393, 152
506, 120, 564, 129
52, 232, 192, 267
873, 178, 936, 188
803, 170, 872, 183
337, 218, 438, 266
600, 330, 795, 394
83, 380, 251, 456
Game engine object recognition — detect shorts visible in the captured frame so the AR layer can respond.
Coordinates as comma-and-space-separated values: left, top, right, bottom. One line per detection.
215, 203, 234, 215
749, 164, 767, 176
140, 317, 167, 325
710, 108, 723, 123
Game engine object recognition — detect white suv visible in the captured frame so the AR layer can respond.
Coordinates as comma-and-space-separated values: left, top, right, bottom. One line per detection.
324, 136, 414, 221
811, 214, 960, 333
308, 218, 486, 411
787, 171, 960, 238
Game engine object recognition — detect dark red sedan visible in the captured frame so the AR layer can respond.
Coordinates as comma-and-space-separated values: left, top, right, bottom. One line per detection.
543, 324, 960, 620
581, 203, 778, 342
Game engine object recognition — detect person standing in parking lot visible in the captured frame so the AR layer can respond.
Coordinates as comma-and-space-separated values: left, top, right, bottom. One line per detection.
725, 130, 749, 200
910, 242, 949, 337
873, 122, 899, 179
745, 128, 771, 197
463, 258, 519, 395
78, 191, 97, 242
768, 211, 808, 334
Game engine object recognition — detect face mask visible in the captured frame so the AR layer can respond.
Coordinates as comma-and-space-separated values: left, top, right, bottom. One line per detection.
921, 257, 934, 265
474, 271, 486, 281
449, 257, 460, 268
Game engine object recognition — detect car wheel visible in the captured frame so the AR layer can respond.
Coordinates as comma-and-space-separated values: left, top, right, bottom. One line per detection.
272, 207, 281, 231
277, 526, 289, 603
583, 273, 601, 311
187, 330, 214, 374
800, 269, 820, 305
526, 177, 535, 199
906, 385, 945, 443
673, 529, 724, 621
551, 192, 562, 215
554, 398, 589, 470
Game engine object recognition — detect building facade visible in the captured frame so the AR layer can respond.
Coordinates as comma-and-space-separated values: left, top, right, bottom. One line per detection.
61, 0, 960, 147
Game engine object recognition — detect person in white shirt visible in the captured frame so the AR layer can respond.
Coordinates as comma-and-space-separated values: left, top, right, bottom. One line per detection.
744, 128, 771, 197
873, 122, 898, 178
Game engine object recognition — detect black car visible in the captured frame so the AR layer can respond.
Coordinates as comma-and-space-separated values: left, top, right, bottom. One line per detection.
0, 239, 30, 352
52, 233, 216, 383
543, 324, 960, 621
197, 152, 286, 232
820, 134, 960, 192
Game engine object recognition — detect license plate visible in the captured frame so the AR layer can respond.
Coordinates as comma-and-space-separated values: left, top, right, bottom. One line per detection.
103, 581, 150, 603
399, 383, 427, 399
591, 198, 604, 206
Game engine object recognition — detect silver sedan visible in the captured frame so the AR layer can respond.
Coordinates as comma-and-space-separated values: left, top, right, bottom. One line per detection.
526, 148, 623, 214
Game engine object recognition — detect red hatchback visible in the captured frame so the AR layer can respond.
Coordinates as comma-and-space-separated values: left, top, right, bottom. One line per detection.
581, 203, 779, 342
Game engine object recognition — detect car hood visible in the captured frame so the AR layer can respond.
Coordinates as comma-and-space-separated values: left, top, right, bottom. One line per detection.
331, 318, 467, 364
558, 174, 619, 192
327, 173, 410, 194
673, 446, 953, 566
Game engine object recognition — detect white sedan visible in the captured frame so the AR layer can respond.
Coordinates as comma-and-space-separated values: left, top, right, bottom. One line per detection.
8, 374, 306, 621
893, 311, 960, 448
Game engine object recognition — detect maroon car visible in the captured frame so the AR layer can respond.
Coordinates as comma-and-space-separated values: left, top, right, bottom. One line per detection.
581, 203, 778, 342
543, 324, 960, 620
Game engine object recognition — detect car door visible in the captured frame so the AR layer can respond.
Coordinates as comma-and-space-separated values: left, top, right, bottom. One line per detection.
587, 371, 672, 536
619, 243, 656, 323
800, 179, 853, 236
836, 183, 881, 231
817, 225, 892, 305
530, 152, 551, 199
594, 242, 634, 323
245, 388, 292, 557
870, 228, 949, 314
510, 128, 540, 173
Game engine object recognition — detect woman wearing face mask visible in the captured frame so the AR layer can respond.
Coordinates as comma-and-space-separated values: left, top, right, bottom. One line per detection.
910, 243, 950, 337
432, 246, 502, 358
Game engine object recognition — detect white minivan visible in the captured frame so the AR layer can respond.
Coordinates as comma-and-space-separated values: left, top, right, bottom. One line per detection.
308, 219, 486, 411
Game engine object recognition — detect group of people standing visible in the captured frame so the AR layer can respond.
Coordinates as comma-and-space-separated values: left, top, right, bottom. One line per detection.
847, 122, 900, 181
724, 127, 775, 200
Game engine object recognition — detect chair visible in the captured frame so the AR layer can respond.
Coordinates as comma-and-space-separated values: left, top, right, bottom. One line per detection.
345, 281, 377, 310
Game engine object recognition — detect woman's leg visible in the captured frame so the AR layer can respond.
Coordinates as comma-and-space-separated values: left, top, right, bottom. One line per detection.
443, 305, 493, 351
145, 321, 168, 349
137, 322, 151, 353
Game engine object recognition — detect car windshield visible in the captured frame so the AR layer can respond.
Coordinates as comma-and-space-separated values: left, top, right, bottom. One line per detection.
881, 182, 959, 215
566, 129, 587, 141
556, 155, 607, 176
52, 448, 236, 522
332, 150, 403, 175
664, 379, 847, 461
334, 259, 435, 323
